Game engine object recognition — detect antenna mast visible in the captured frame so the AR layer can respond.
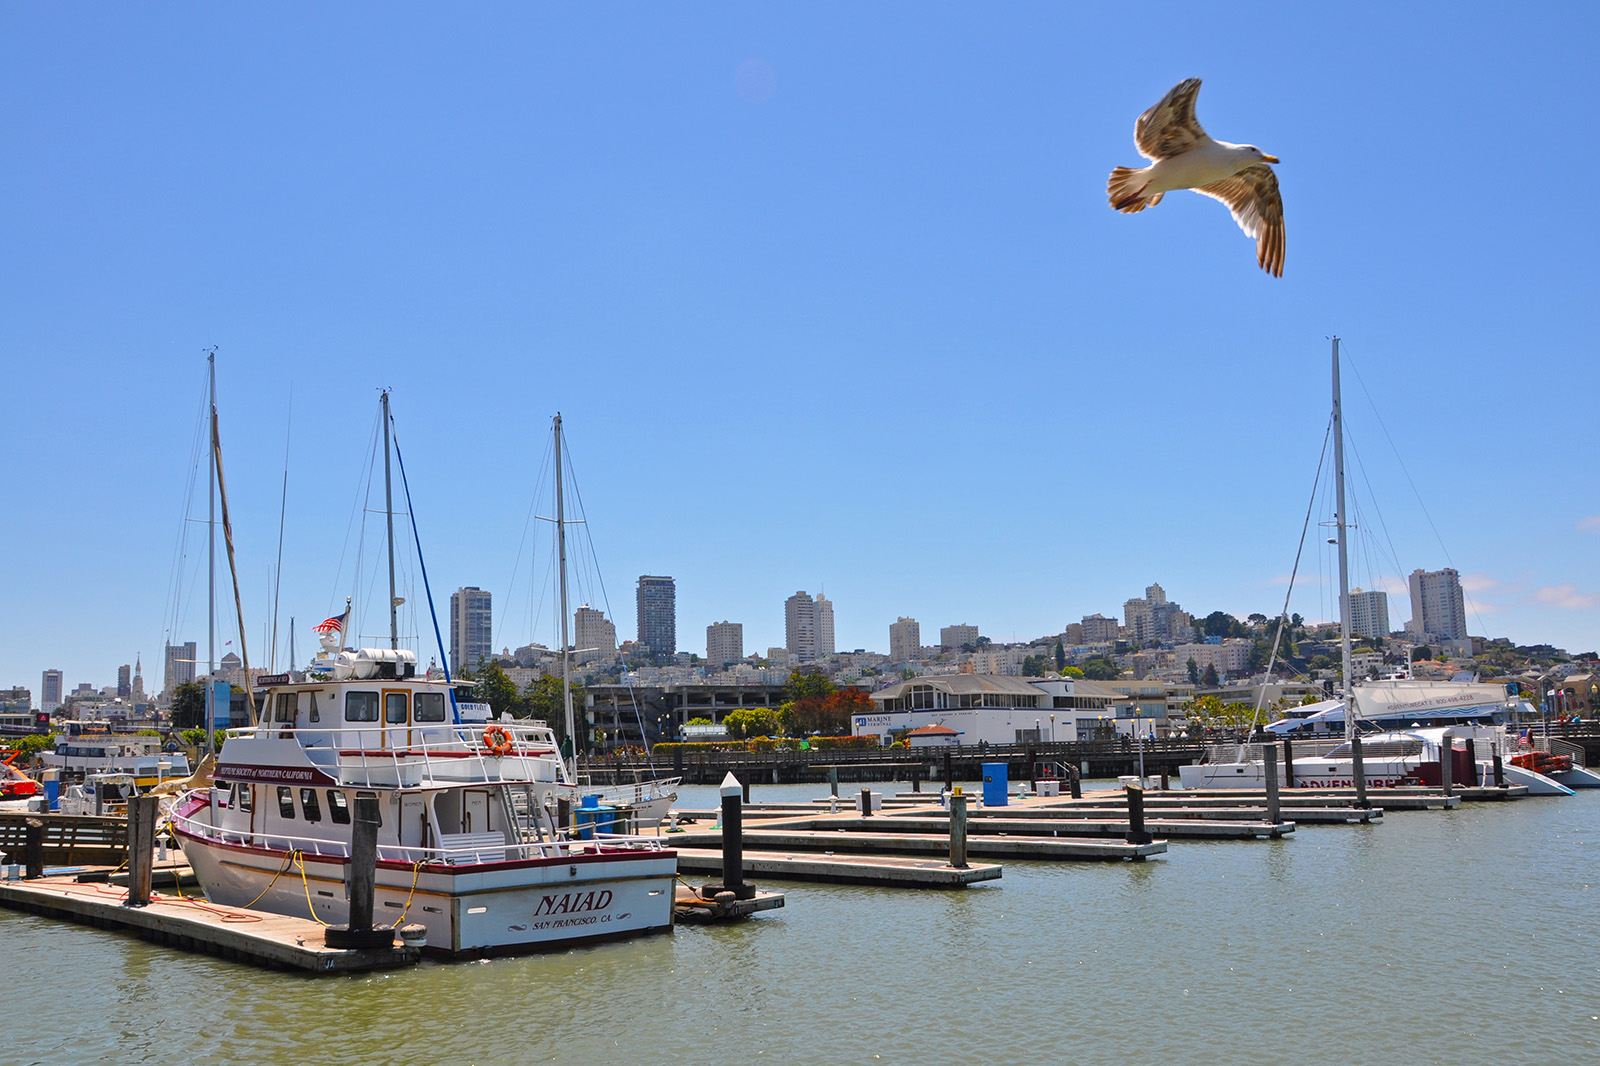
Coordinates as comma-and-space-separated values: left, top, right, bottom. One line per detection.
382, 390, 398, 650
554, 414, 577, 776
1332, 337, 1355, 741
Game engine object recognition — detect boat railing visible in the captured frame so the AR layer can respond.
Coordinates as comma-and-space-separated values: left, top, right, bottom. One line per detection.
170, 805, 669, 865
221, 723, 562, 788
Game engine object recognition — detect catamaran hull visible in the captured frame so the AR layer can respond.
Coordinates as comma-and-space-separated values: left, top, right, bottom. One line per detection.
175, 829, 676, 956
1549, 764, 1600, 788
1180, 757, 1574, 795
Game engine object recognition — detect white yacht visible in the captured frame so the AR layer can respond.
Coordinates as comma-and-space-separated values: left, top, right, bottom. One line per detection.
170, 644, 677, 956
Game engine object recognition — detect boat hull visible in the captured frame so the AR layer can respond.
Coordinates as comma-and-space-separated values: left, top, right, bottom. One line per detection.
174, 828, 676, 956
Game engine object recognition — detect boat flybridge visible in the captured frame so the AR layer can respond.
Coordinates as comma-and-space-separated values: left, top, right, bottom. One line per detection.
170, 642, 677, 955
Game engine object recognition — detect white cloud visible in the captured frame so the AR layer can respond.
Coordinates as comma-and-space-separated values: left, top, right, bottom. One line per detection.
1460, 572, 1500, 594
1579, 516, 1600, 533
1533, 584, 1600, 610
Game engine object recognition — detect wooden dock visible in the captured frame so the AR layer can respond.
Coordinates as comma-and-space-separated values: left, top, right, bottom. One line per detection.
0, 872, 420, 973
672, 882, 786, 923
665, 825, 1164, 861
673, 846, 1002, 887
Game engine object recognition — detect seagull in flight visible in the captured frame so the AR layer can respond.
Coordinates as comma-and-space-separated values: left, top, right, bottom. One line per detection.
1107, 78, 1285, 277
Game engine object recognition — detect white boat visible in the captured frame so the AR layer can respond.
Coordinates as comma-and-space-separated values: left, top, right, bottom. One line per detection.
58, 771, 142, 816
171, 392, 677, 956
40, 733, 190, 790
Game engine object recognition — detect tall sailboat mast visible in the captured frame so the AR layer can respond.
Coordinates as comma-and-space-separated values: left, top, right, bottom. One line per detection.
381, 390, 399, 650
1331, 336, 1356, 742
554, 414, 577, 776
207, 352, 217, 754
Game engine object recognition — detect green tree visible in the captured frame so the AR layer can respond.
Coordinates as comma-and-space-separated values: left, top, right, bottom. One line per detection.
473, 661, 521, 718
685, 716, 712, 726
1187, 657, 1200, 685
785, 669, 835, 703
169, 681, 207, 729
1021, 655, 1049, 677
1200, 611, 1247, 639
521, 675, 589, 750
1080, 656, 1121, 681
724, 706, 782, 739
1201, 663, 1220, 687
1054, 639, 1066, 672
1060, 665, 1084, 679
2, 731, 58, 762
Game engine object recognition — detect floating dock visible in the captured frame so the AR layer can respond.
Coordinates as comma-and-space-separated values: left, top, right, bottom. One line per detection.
666, 824, 1163, 861
0, 871, 420, 973
673, 846, 1002, 887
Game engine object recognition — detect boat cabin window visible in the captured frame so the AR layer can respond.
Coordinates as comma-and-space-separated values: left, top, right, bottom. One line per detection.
273, 693, 295, 723
277, 787, 296, 818
300, 788, 322, 822
415, 692, 446, 723
239, 784, 253, 812
308, 691, 321, 723
1329, 738, 1423, 759
385, 692, 408, 724
328, 790, 351, 824
345, 691, 380, 722
215, 781, 233, 805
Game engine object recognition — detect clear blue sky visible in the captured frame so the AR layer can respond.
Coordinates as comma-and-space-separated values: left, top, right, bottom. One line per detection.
5, 4, 1598, 692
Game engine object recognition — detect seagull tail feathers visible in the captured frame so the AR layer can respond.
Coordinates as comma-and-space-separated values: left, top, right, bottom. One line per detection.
1107, 166, 1158, 213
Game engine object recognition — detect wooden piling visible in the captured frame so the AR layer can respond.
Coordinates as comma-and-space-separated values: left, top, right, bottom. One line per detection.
1282, 737, 1296, 788
1349, 735, 1369, 808
1463, 737, 1478, 787
721, 774, 750, 898
829, 766, 839, 797
1492, 748, 1504, 787
1123, 784, 1152, 846
1262, 742, 1280, 827
126, 796, 159, 908
943, 749, 954, 792
742, 779, 750, 804
23, 818, 44, 880
948, 792, 968, 869
1439, 733, 1453, 797
860, 787, 873, 817
326, 792, 389, 949
1068, 763, 1082, 800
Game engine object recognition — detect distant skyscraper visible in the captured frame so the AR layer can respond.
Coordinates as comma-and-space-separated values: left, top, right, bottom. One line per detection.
636, 576, 677, 663
41, 669, 63, 714
815, 594, 835, 658
940, 624, 980, 651
132, 655, 146, 704
706, 621, 744, 667
574, 605, 618, 665
1348, 588, 1391, 641
1407, 568, 1467, 642
117, 664, 132, 698
889, 617, 920, 663
450, 587, 494, 672
785, 591, 817, 662
164, 641, 197, 694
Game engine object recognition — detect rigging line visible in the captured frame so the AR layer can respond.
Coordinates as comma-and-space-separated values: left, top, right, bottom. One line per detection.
162, 368, 212, 652
1341, 343, 1488, 634
562, 433, 657, 771
330, 407, 382, 616
1343, 426, 1408, 589
391, 422, 458, 720
1249, 416, 1334, 736
270, 386, 293, 673
502, 430, 556, 651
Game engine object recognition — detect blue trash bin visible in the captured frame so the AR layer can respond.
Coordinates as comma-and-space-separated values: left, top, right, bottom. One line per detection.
981, 761, 1008, 807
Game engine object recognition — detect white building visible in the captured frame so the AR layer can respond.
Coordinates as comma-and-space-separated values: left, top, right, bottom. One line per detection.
41, 669, 63, 714
574, 605, 617, 665
815, 594, 835, 658
889, 617, 920, 663
450, 587, 493, 673
1348, 587, 1390, 641
706, 620, 743, 668
1174, 638, 1253, 678
1080, 614, 1120, 644
1407, 568, 1467, 642
940, 624, 979, 651
854, 675, 1149, 745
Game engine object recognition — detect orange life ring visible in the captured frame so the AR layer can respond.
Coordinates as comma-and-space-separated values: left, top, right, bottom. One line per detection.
483, 725, 514, 757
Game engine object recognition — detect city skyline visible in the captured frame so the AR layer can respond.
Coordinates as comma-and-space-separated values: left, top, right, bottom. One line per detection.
4, 8, 1598, 688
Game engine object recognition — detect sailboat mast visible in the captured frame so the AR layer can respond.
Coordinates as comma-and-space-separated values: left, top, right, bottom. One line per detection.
1332, 336, 1356, 741
207, 352, 217, 754
554, 414, 576, 774
382, 390, 398, 651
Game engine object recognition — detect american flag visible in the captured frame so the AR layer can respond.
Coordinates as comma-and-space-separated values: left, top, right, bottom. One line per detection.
314, 615, 344, 634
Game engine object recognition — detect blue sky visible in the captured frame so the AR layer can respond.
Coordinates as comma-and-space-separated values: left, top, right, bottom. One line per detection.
4, 4, 1598, 692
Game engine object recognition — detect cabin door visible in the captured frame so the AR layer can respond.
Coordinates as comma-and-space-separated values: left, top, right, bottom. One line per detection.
463, 790, 490, 834
383, 690, 410, 749
399, 794, 428, 859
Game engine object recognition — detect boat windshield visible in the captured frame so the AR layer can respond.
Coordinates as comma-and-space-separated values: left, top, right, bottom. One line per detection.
1327, 737, 1424, 758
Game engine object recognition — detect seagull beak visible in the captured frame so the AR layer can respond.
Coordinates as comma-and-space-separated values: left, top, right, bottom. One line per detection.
1261, 154, 1280, 164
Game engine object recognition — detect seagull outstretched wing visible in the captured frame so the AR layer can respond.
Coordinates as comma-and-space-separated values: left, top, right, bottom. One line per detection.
1194, 164, 1286, 277
1134, 78, 1207, 160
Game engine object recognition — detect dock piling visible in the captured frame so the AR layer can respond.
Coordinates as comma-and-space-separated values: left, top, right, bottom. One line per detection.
1439, 733, 1453, 797
1283, 737, 1296, 788
326, 792, 391, 949
1492, 748, 1504, 787
1350, 735, 1370, 809
126, 795, 159, 907
829, 766, 839, 797
23, 818, 44, 880
1463, 737, 1478, 787
948, 791, 969, 869
1068, 764, 1082, 800
1263, 742, 1281, 826
861, 787, 873, 817
943, 750, 953, 792
1124, 783, 1152, 846
707, 772, 756, 901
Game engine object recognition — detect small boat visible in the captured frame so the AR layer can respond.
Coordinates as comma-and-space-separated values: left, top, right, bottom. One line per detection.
58, 771, 141, 817
1, 755, 44, 813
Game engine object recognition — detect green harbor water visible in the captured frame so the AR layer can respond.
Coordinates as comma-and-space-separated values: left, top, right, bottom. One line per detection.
5, 783, 1597, 1066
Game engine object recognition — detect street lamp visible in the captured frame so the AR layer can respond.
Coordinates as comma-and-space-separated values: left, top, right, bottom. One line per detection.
1134, 705, 1146, 783
1049, 713, 1055, 743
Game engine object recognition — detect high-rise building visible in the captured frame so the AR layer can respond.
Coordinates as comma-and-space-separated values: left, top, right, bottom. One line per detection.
940, 624, 980, 651
1348, 587, 1391, 641
706, 621, 743, 667
450, 587, 494, 672
164, 641, 197, 695
1080, 614, 1119, 644
41, 669, 64, 714
889, 617, 921, 662
1407, 568, 1467, 642
132, 655, 146, 704
574, 605, 617, 665
636, 576, 677, 663
117, 664, 132, 698
785, 591, 816, 662
815, 594, 835, 658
